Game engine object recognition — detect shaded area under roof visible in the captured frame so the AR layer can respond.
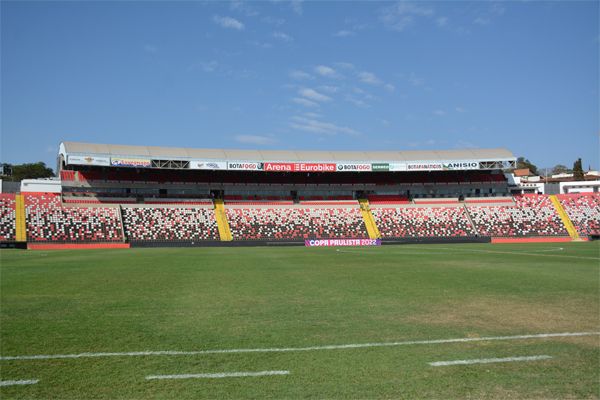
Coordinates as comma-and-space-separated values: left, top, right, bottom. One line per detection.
61, 141, 515, 162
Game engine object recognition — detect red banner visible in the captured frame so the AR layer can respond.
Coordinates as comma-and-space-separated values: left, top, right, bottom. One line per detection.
264, 162, 336, 172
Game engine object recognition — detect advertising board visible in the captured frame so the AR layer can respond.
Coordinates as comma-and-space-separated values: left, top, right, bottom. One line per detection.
110, 158, 152, 168
304, 239, 381, 247
67, 155, 111, 167
227, 162, 263, 171
264, 163, 336, 172
336, 163, 372, 172
189, 161, 227, 170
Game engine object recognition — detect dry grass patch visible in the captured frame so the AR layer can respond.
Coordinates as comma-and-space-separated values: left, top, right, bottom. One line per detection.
409, 296, 600, 336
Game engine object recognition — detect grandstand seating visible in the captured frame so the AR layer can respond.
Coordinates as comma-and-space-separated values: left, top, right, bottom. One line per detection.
466, 195, 567, 237
372, 206, 476, 238
0, 194, 16, 241
121, 207, 219, 241
14, 191, 600, 244
25, 194, 124, 242
226, 207, 368, 240
558, 193, 600, 236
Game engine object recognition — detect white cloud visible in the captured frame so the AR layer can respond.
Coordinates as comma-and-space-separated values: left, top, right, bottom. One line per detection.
318, 85, 339, 93
303, 112, 322, 119
292, 97, 319, 107
298, 88, 331, 102
345, 96, 369, 108
273, 31, 293, 41
143, 44, 158, 54
380, 1, 434, 32
289, 70, 313, 80
290, 0, 303, 15
408, 73, 425, 86
199, 60, 219, 72
433, 110, 446, 116
314, 65, 339, 78
213, 15, 245, 30
455, 107, 466, 113
235, 135, 277, 146
230, 1, 259, 17
334, 30, 355, 37
358, 71, 382, 85
474, 17, 490, 25
290, 116, 360, 136
336, 62, 355, 70
384, 83, 395, 92
436, 17, 448, 27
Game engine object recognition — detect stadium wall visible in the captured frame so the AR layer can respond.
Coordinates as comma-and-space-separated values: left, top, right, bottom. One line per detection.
28, 243, 131, 250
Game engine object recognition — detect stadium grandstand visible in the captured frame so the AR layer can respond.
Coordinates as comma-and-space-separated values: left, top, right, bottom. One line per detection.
1, 141, 599, 249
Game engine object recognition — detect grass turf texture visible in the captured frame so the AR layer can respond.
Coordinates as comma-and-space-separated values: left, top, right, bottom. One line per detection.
1, 242, 598, 399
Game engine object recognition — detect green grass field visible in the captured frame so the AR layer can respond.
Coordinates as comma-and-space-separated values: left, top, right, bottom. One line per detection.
1, 242, 599, 399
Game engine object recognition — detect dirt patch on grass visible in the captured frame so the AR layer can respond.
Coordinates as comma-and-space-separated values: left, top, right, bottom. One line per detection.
408, 296, 600, 341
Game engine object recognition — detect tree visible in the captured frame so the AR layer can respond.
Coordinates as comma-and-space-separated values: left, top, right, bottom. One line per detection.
551, 164, 571, 175
4, 162, 54, 182
573, 158, 585, 181
516, 157, 538, 175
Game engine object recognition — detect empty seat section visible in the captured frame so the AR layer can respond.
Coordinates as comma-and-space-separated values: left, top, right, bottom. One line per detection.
226, 207, 368, 240
558, 193, 600, 236
122, 207, 219, 241
25, 194, 123, 242
467, 195, 567, 237
0, 194, 16, 241
372, 207, 475, 238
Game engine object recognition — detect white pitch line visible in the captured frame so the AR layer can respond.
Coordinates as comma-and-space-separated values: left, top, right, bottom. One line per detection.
429, 355, 553, 367
0, 379, 39, 387
1, 332, 597, 361
146, 370, 289, 380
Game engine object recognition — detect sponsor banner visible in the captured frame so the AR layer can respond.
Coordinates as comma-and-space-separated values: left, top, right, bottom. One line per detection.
406, 161, 480, 171
111, 158, 151, 168
442, 161, 480, 170
406, 162, 444, 171
67, 155, 110, 166
336, 163, 372, 172
389, 163, 407, 171
371, 163, 389, 172
227, 162, 263, 171
264, 162, 336, 172
304, 238, 381, 247
190, 160, 227, 170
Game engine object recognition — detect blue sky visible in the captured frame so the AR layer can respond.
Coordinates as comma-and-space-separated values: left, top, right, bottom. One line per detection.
1, 1, 598, 171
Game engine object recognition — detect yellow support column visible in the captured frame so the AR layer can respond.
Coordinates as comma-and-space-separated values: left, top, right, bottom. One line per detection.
358, 198, 381, 239
14, 194, 27, 242
213, 199, 233, 241
549, 195, 579, 240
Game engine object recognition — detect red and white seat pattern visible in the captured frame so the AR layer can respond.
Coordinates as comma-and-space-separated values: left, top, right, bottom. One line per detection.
0, 194, 16, 241
558, 194, 600, 236
372, 206, 476, 238
122, 207, 219, 241
25, 194, 123, 242
226, 207, 368, 240
467, 195, 567, 237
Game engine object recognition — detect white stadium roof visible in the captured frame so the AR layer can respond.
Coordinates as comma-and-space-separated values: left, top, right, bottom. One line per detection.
60, 141, 515, 163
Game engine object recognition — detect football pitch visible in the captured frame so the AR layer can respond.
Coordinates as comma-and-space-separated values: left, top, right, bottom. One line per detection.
1, 242, 599, 399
